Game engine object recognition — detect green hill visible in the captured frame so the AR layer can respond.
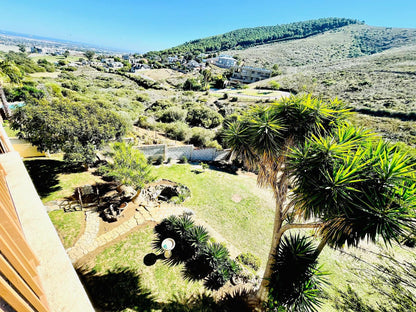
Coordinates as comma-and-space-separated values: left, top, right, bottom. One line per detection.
155, 17, 361, 55
224, 24, 416, 67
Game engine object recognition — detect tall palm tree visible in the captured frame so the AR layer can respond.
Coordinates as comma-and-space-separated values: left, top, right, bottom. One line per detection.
225, 95, 416, 304
225, 95, 349, 300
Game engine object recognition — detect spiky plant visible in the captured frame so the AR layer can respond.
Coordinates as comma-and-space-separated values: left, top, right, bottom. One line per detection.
217, 288, 253, 312
268, 233, 327, 312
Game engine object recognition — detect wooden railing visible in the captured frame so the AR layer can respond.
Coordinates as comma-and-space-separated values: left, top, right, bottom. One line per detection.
0, 163, 49, 312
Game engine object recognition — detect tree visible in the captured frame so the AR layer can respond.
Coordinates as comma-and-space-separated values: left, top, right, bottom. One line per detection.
0, 60, 24, 84
17, 44, 26, 53
224, 95, 416, 303
63, 50, 70, 58
11, 99, 128, 165
84, 50, 95, 61
271, 64, 281, 77
98, 142, 154, 188
287, 130, 416, 254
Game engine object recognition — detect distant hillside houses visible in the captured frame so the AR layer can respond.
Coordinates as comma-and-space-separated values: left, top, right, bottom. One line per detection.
215, 55, 237, 68
101, 58, 123, 68
230, 66, 271, 83
30, 46, 67, 55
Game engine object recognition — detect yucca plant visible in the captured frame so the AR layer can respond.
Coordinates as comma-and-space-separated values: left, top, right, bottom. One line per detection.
217, 288, 253, 312
268, 233, 327, 312
153, 214, 196, 265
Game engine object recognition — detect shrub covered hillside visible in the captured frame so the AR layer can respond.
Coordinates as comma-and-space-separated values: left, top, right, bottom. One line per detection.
151, 18, 361, 56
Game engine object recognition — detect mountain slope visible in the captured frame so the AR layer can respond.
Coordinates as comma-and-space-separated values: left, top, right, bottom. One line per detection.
156, 17, 361, 55
224, 24, 416, 68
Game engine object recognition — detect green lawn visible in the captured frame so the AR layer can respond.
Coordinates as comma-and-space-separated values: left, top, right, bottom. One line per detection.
153, 164, 275, 267
48, 210, 84, 248
24, 157, 104, 203
43, 161, 414, 311
85, 224, 206, 310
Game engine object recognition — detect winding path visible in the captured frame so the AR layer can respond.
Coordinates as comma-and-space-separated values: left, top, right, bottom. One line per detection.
66, 203, 241, 263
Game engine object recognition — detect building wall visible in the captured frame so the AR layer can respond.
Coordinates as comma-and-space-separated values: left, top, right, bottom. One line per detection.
0, 123, 94, 312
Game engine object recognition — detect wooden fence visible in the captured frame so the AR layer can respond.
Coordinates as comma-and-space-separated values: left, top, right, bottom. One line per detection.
0, 162, 49, 311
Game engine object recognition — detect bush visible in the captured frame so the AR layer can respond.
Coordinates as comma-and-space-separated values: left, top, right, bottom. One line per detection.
186, 106, 223, 129
154, 155, 164, 165
269, 81, 281, 90
158, 106, 187, 123
164, 121, 191, 141
188, 127, 215, 147
200, 162, 209, 170
179, 155, 188, 163
98, 142, 154, 188
206, 140, 223, 150
236, 252, 261, 271
268, 234, 327, 312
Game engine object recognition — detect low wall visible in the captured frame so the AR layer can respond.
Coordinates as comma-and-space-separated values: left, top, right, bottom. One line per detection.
135, 144, 230, 162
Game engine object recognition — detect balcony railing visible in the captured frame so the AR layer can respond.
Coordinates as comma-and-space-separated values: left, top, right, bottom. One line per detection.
0, 162, 50, 311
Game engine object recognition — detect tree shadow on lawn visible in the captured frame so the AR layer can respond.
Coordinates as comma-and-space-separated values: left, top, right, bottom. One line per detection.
77, 266, 253, 311
77, 267, 158, 312
24, 159, 86, 199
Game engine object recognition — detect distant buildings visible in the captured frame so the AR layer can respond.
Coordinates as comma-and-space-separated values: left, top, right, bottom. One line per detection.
215, 55, 237, 68
230, 66, 272, 83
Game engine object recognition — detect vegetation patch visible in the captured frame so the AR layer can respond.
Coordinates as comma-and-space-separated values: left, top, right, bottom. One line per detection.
48, 210, 84, 248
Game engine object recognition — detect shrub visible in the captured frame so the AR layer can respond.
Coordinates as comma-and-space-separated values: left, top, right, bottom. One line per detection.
188, 127, 215, 147
268, 233, 327, 312
206, 140, 223, 150
158, 106, 187, 123
236, 252, 261, 271
179, 155, 188, 164
186, 106, 223, 129
269, 81, 281, 90
153, 215, 237, 291
164, 121, 191, 141
154, 155, 164, 165
99, 142, 154, 188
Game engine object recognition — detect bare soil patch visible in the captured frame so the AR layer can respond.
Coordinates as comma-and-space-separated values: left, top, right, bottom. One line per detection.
231, 194, 242, 203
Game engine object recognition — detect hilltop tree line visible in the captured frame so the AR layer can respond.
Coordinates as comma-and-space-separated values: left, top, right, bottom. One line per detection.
151, 18, 361, 57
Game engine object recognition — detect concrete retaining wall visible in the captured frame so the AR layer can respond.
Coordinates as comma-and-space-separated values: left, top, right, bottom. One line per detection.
135, 144, 230, 162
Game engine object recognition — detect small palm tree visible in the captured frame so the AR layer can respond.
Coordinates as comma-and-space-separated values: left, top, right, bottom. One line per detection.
268, 233, 327, 312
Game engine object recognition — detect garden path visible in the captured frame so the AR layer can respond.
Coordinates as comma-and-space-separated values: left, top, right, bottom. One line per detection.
66, 202, 241, 262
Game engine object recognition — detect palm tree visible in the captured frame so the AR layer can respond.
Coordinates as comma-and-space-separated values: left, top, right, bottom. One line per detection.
224, 95, 416, 303
268, 233, 327, 312
287, 131, 416, 255
224, 95, 349, 300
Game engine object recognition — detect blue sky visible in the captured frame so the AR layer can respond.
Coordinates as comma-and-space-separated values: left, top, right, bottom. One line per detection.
1, 0, 415, 52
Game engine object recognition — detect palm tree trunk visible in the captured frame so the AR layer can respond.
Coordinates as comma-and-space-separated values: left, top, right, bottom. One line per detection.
257, 171, 288, 303
314, 235, 329, 259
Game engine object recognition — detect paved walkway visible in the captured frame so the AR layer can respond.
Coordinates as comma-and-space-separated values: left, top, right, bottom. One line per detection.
66, 202, 241, 263
66, 203, 188, 262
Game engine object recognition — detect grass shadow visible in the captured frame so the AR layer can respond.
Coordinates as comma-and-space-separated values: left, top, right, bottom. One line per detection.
24, 159, 85, 199
77, 266, 157, 312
